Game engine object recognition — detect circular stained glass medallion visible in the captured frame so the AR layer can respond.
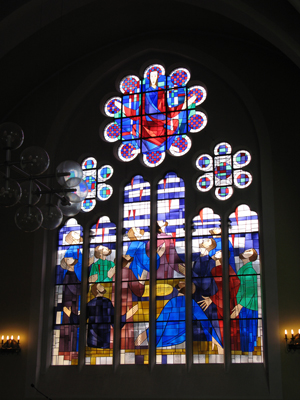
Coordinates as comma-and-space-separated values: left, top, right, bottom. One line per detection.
215, 186, 233, 200
233, 150, 251, 168
169, 135, 191, 157
214, 142, 232, 156
196, 154, 213, 171
97, 184, 113, 201
98, 165, 113, 182
118, 142, 139, 162
81, 199, 96, 212
188, 85, 207, 105
120, 75, 140, 94
82, 157, 97, 170
144, 64, 165, 80
104, 97, 121, 117
233, 170, 252, 188
188, 111, 207, 132
196, 173, 214, 192
143, 150, 165, 168
104, 122, 121, 142
169, 68, 190, 87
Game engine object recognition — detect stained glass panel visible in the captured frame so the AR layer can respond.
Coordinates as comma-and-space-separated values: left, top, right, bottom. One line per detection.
85, 217, 116, 365
52, 218, 83, 365
192, 208, 224, 364
155, 172, 186, 364
229, 205, 263, 363
122, 175, 151, 364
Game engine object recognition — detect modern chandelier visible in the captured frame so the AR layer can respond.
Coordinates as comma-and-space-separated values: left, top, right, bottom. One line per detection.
0, 122, 88, 232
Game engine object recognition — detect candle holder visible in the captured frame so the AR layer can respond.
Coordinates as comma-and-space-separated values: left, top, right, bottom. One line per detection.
0, 336, 21, 354
285, 330, 300, 352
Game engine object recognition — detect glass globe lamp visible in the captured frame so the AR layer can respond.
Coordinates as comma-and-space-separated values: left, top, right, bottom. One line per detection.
19, 181, 41, 205
0, 178, 22, 207
56, 160, 82, 186
20, 146, 50, 175
63, 178, 88, 203
57, 198, 81, 216
0, 122, 24, 150
15, 205, 43, 232
40, 203, 63, 230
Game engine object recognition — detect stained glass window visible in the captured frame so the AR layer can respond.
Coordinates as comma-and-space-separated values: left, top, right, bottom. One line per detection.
196, 142, 252, 200
85, 216, 117, 365
229, 205, 263, 363
51, 64, 264, 370
192, 208, 224, 363
121, 175, 151, 364
52, 218, 83, 365
103, 64, 207, 167
155, 172, 186, 364
81, 157, 114, 212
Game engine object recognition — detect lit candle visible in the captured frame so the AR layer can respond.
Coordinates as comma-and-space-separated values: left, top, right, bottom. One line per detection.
11, 335, 13, 340
6, 336, 9, 341
1, 336, 3, 344
17, 336, 20, 343
285, 330, 287, 339
298, 329, 300, 335
291, 329, 294, 339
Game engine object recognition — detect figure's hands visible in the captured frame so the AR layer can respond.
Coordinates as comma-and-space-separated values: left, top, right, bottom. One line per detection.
198, 296, 212, 311
230, 304, 243, 319
178, 264, 186, 276
88, 274, 98, 283
107, 266, 116, 279
63, 307, 72, 317
212, 337, 224, 354
157, 242, 166, 257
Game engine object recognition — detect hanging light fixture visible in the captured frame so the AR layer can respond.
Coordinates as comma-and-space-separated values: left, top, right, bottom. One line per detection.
0, 122, 88, 232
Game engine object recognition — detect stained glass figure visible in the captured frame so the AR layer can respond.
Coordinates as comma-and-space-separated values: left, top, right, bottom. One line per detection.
103, 64, 207, 167
85, 216, 117, 365
192, 208, 224, 363
229, 204, 262, 363
196, 143, 252, 200
52, 218, 83, 365
121, 175, 151, 364
155, 173, 186, 364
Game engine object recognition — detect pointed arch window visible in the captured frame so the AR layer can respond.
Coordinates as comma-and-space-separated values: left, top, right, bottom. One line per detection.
51, 63, 263, 368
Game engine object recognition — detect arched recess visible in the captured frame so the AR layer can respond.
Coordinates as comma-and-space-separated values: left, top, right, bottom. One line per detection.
29, 43, 281, 400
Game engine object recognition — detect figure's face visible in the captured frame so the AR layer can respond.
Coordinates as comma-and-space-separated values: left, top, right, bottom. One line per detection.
214, 250, 222, 260
150, 71, 158, 87
98, 245, 110, 257
212, 228, 221, 235
241, 249, 254, 259
201, 239, 212, 249
133, 227, 144, 239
